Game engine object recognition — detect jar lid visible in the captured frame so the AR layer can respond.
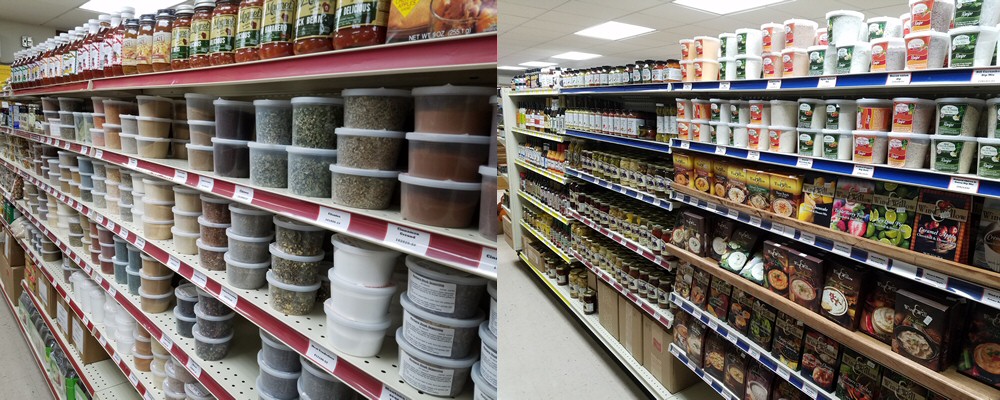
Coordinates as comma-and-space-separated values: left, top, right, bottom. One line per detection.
329, 164, 399, 178
210, 137, 251, 146
252, 99, 292, 107
289, 96, 343, 105
212, 99, 253, 108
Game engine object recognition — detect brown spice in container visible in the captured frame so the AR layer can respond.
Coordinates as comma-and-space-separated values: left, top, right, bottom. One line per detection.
199, 216, 230, 247
201, 195, 232, 223
400, 174, 480, 228
405, 132, 490, 182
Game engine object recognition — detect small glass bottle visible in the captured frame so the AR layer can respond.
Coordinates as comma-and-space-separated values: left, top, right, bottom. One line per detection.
109, 7, 134, 77
332, 0, 389, 50
122, 18, 140, 75
583, 289, 597, 315
190, 0, 216, 68
136, 14, 156, 74
234, 0, 264, 63
151, 9, 176, 72
170, 5, 195, 70
293, 0, 335, 55
258, 0, 296, 59
210, 0, 240, 65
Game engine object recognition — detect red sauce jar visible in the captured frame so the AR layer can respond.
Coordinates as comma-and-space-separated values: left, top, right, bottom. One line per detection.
170, 5, 195, 70
210, 0, 239, 66
136, 14, 156, 74
293, 0, 335, 55
190, 0, 216, 68
234, 0, 264, 62
151, 9, 175, 72
258, 0, 296, 59
332, 0, 389, 50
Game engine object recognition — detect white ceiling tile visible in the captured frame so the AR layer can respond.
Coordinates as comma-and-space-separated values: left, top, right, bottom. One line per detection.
502, 3, 552, 18
504, 0, 571, 10
548, 1, 636, 20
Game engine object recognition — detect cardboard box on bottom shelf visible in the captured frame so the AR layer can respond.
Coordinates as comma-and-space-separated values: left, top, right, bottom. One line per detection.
642, 315, 699, 393
35, 274, 56, 317
55, 295, 72, 344
71, 313, 108, 364
0, 264, 24, 303
503, 215, 513, 247
3, 231, 24, 266
620, 297, 643, 361
598, 280, 620, 339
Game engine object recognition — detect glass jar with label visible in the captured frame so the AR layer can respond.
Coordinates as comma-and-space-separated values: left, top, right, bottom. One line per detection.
234, 0, 264, 62
151, 9, 175, 72
333, 0, 389, 50
583, 289, 597, 314
136, 14, 155, 73
258, 0, 296, 59
294, 0, 335, 55
122, 18, 140, 75
190, 0, 215, 68
170, 5, 194, 70
106, 8, 132, 77
210, 0, 239, 65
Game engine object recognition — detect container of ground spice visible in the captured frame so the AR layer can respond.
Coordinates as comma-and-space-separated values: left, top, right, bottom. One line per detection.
253, 100, 293, 144
290, 97, 343, 148
193, 301, 235, 338
174, 283, 198, 317
226, 227, 273, 263
266, 270, 321, 315
198, 215, 231, 247
224, 250, 270, 289
412, 85, 495, 135
187, 120, 216, 146
142, 217, 175, 240
228, 203, 273, 237
200, 195, 231, 223
139, 288, 174, 313
185, 93, 216, 121
211, 137, 251, 178
196, 238, 229, 271
247, 141, 288, 188
213, 99, 255, 140
334, 127, 404, 169
192, 323, 234, 361
186, 144, 215, 170
175, 307, 196, 337
270, 242, 324, 285
406, 132, 490, 182
173, 187, 202, 213
329, 164, 400, 210
287, 145, 338, 197
405, 255, 487, 319
399, 173, 481, 228
341, 88, 412, 131
273, 215, 326, 256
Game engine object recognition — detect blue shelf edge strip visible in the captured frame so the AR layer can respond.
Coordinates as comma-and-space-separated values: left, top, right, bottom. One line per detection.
561, 83, 672, 94
563, 129, 672, 153
565, 168, 673, 211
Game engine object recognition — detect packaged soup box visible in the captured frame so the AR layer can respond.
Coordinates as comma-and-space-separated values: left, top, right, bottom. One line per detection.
878, 369, 929, 400
720, 225, 760, 273
749, 298, 777, 350
892, 289, 952, 371
690, 267, 712, 309
958, 304, 1000, 388
911, 188, 973, 263
746, 169, 772, 211
771, 378, 810, 400
726, 164, 750, 205
821, 262, 870, 330
870, 181, 919, 249
799, 172, 838, 227
674, 312, 692, 352
802, 328, 842, 392
788, 251, 824, 313
694, 156, 714, 194
674, 153, 695, 188
688, 318, 709, 368
728, 287, 754, 336
724, 348, 750, 398
710, 217, 737, 261
830, 177, 875, 237
683, 211, 709, 257
707, 276, 733, 321
763, 241, 791, 297
836, 347, 883, 400
713, 160, 730, 199
973, 198, 1000, 273
769, 172, 804, 219
704, 332, 728, 380
674, 262, 695, 300
860, 272, 907, 344
744, 362, 775, 400
772, 311, 806, 371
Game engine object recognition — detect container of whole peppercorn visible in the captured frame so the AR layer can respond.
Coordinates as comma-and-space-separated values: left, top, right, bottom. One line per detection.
412, 85, 495, 135
399, 173, 481, 228
406, 132, 490, 182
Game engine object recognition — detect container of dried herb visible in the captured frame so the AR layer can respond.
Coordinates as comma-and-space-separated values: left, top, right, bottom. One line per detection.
227, 203, 273, 237
266, 270, 321, 315
213, 99, 255, 141
256, 351, 301, 399
196, 238, 229, 271
200, 194, 232, 224
329, 164, 399, 210
406, 131, 491, 182
139, 288, 174, 313
334, 127, 405, 170
405, 255, 487, 319
287, 145, 338, 197
211, 137, 251, 178
399, 173, 481, 228
142, 178, 176, 202
254, 100, 293, 145
142, 217, 175, 240
260, 330, 301, 373
270, 242, 324, 285
290, 96, 343, 149
247, 141, 289, 188
341, 88, 412, 131
227, 228, 274, 264
172, 206, 202, 232
225, 250, 271, 289
193, 301, 235, 338
273, 215, 327, 256
192, 323, 234, 361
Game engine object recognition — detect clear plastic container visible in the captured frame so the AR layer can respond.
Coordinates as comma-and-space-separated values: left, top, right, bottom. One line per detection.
904, 31, 950, 69
471, 362, 497, 400
330, 234, 400, 286
411, 85, 494, 135
247, 141, 289, 188
184, 382, 213, 400
935, 97, 985, 136
198, 215, 230, 247
165, 358, 196, 383
213, 99, 255, 140
290, 97, 343, 148
90, 128, 106, 147
887, 132, 932, 168
140, 271, 174, 295
186, 143, 214, 171
395, 326, 477, 397
192, 323, 233, 361
139, 287, 174, 313
211, 137, 250, 178
287, 146, 338, 197
173, 207, 201, 233
144, 199, 176, 221
175, 283, 198, 317
949, 26, 1000, 67
185, 93, 216, 121
172, 120, 189, 140
227, 227, 273, 264
136, 135, 172, 158
197, 238, 228, 271
273, 215, 326, 256
329, 164, 399, 210
137, 95, 174, 119
136, 115, 172, 139
260, 330, 301, 372
299, 357, 352, 399
254, 100, 293, 145
270, 243, 324, 285
324, 300, 391, 357
405, 255, 486, 319
104, 100, 138, 125
225, 250, 271, 289
327, 272, 396, 323
104, 123, 123, 149
194, 301, 235, 338
257, 350, 302, 399
332, 127, 404, 170
173, 187, 201, 212
142, 217, 174, 240
400, 173, 480, 228
342, 88, 412, 131
188, 120, 216, 146
266, 270, 321, 315
404, 131, 490, 182
827, 10, 866, 45
892, 97, 936, 133
852, 130, 890, 164
201, 195, 232, 224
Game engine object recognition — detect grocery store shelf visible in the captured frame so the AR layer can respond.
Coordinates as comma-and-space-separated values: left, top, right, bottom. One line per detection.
670, 293, 834, 400
10, 34, 496, 97
672, 139, 997, 199
570, 249, 674, 330
519, 252, 674, 399
517, 192, 569, 224
670, 184, 1000, 311
566, 168, 674, 211
561, 83, 672, 95
519, 222, 572, 263
4, 128, 497, 280
0, 268, 69, 400
510, 127, 565, 142
660, 238, 1000, 400
506, 88, 560, 96
567, 208, 676, 272
3, 157, 457, 400
669, 344, 741, 400
514, 157, 567, 184
564, 129, 672, 154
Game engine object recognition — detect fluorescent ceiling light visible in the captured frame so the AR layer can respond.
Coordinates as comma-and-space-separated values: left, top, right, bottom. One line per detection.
672, 0, 790, 15
552, 51, 602, 61
498, 66, 529, 71
80, 0, 184, 14
575, 21, 655, 40
519, 61, 558, 67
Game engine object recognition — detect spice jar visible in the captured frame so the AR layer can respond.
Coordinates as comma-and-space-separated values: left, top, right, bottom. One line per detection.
293, 0, 335, 55
136, 14, 155, 74
209, 0, 239, 65
190, 0, 215, 68
583, 289, 597, 314
333, 0, 389, 50
555, 265, 569, 286
122, 18, 140, 75
258, 0, 296, 59
151, 9, 175, 72
234, 0, 264, 62
170, 5, 194, 70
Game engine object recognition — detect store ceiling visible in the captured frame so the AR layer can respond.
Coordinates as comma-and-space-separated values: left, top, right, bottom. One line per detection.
0, 0, 100, 30
500, 0, 908, 75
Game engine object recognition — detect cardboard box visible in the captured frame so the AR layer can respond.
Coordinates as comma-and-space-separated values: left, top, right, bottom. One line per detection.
36, 276, 56, 317
3, 232, 24, 266
597, 280, 619, 339
502, 216, 513, 247
619, 298, 643, 361
586, 269, 597, 291
0, 265, 24, 304
55, 295, 72, 342
642, 316, 700, 393
71, 314, 108, 365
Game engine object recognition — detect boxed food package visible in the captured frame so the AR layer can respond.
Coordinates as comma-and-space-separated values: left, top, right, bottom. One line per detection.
704, 332, 728, 380
836, 347, 883, 400
739, 253, 766, 286
674, 312, 692, 352
745, 169, 772, 211
707, 276, 732, 320
787, 251, 824, 313
728, 288, 754, 336
771, 379, 809, 400
973, 198, 1000, 272
386, 0, 497, 43
674, 262, 695, 301
870, 181, 919, 249
821, 262, 870, 330
772, 312, 806, 371
693, 157, 714, 194
748, 298, 777, 350
687, 318, 709, 368
892, 289, 952, 371
683, 211, 709, 257
723, 346, 750, 398
690, 267, 711, 309
712, 160, 729, 199
763, 241, 791, 297
674, 153, 695, 188
744, 362, 775, 400
725, 164, 749, 205
769, 172, 804, 218
860, 272, 906, 344
720, 225, 759, 273
72, 314, 109, 364
830, 177, 875, 237
799, 172, 838, 227
910, 188, 973, 263
879, 369, 930, 400
802, 328, 842, 392
959, 304, 1000, 388
710, 217, 737, 261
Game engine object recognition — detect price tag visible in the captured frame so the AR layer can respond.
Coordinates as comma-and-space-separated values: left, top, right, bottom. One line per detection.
891, 260, 919, 279
83, 265, 92, 274
72, 255, 81, 265
127, 373, 138, 386
726, 331, 738, 343
197, 176, 214, 191
706, 203, 717, 212
772, 223, 794, 238
107, 221, 116, 232
233, 185, 254, 202
94, 214, 104, 224
746, 150, 761, 161
120, 230, 131, 242
191, 271, 208, 287
708, 320, 718, 330
802, 385, 819, 399
385, 224, 431, 255
868, 253, 890, 269
307, 340, 340, 372
972, 68, 1000, 83
727, 209, 739, 219
817, 76, 837, 88
766, 79, 782, 90
143, 391, 153, 400
158, 335, 173, 351
679, 141, 690, 149
748, 347, 761, 359
719, 81, 731, 90
133, 237, 146, 250
318, 207, 351, 230
749, 216, 762, 226
98, 335, 107, 346
948, 177, 980, 194
107, 285, 116, 297
692, 308, 702, 319
82, 316, 90, 327
776, 367, 791, 380
80, 146, 90, 155
94, 275, 103, 285
173, 170, 188, 184
479, 248, 498, 274
833, 242, 852, 257
796, 157, 813, 168
983, 288, 1000, 308
682, 83, 692, 90
219, 287, 239, 308
166, 256, 181, 271
112, 353, 121, 364
93, 149, 103, 159
185, 359, 202, 378
800, 232, 816, 245
715, 146, 727, 155
852, 164, 875, 178
379, 387, 406, 400
920, 269, 948, 289
886, 72, 911, 85
73, 203, 82, 212
127, 158, 138, 168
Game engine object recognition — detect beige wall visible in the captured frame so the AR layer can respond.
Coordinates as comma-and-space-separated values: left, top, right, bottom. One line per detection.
0, 19, 57, 64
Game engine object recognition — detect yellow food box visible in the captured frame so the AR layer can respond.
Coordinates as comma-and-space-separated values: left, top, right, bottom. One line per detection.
693, 156, 714, 194
712, 160, 729, 199
673, 153, 695, 188
744, 170, 772, 211
769, 173, 804, 219
725, 164, 749, 204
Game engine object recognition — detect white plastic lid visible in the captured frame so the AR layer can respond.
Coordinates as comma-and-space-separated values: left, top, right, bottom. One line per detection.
200, 194, 230, 204
269, 242, 324, 262
735, 55, 763, 61
679, 38, 693, 43
266, 270, 321, 292
328, 163, 400, 178
286, 145, 338, 157
194, 301, 235, 320
139, 270, 173, 281
136, 95, 172, 103
797, 127, 823, 133
138, 287, 174, 300
174, 307, 196, 322
888, 132, 932, 141
229, 203, 270, 216
170, 227, 200, 238
781, 47, 808, 54
330, 234, 399, 257
299, 356, 339, 382
252, 99, 292, 107
171, 206, 201, 217
807, 45, 829, 51
856, 98, 893, 107
905, 31, 949, 40
336, 127, 405, 139
273, 215, 325, 232
769, 125, 797, 131
186, 143, 213, 151
979, 137, 1000, 145
210, 137, 251, 147
395, 327, 479, 369
260, 331, 292, 352
197, 215, 231, 229
936, 97, 987, 107
827, 9, 864, 19
187, 120, 216, 127
341, 88, 411, 97
987, 98, 1000, 106
141, 216, 173, 225
480, 165, 497, 178
694, 58, 720, 65
872, 37, 905, 46
826, 99, 856, 105
719, 32, 736, 38
405, 131, 490, 144
135, 115, 172, 123
257, 350, 301, 379
694, 35, 721, 42
930, 134, 978, 142
246, 141, 289, 153
175, 283, 198, 301
328, 270, 396, 296
405, 255, 487, 286
401, 291, 484, 328
323, 300, 392, 330
184, 93, 214, 101
290, 96, 343, 105
785, 18, 818, 27
951, 25, 1000, 35
853, 130, 889, 137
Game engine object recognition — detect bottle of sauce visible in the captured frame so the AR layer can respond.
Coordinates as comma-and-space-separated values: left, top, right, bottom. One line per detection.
81, 19, 99, 80
170, 5, 195, 70
109, 7, 135, 77
210, 0, 239, 66
258, 0, 296, 59
293, 0, 335, 55
190, 1, 216, 68
332, 0, 389, 50
122, 18, 141, 75
64, 29, 81, 82
152, 9, 176, 72
136, 14, 156, 73
234, 0, 263, 62
92, 15, 111, 79
54, 35, 67, 84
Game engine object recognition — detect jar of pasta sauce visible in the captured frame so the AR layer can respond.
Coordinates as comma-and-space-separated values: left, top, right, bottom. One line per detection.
332, 0, 390, 50
234, 0, 264, 62
293, 0, 335, 55
209, 0, 239, 65
189, 0, 215, 68
151, 9, 175, 72
258, 0, 296, 59
170, 5, 194, 70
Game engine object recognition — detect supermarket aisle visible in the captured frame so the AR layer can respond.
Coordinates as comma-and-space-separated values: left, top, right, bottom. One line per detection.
0, 293, 50, 398
498, 241, 647, 399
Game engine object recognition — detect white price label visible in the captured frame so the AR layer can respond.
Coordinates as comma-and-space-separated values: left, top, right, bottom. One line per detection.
173, 170, 188, 184
833, 242, 852, 257
107, 221, 116, 232
191, 271, 208, 287
748, 348, 761, 359
692, 308, 702, 319
776, 367, 791, 380
719, 81, 731, 90
72, 255, 81, 265
972, 68, 1000, 83
80, 146, 90, 155
702, 373, 713, 385
715, 146, 727, 155
817, 76, 837, 88
379, 387, 406, 400
94, 214, 104, 224
795, 157, 813, 168
868, 253, 890, 269
121, 230, 131, 242
766, 79, 782, 89
98, 335, 107, 346
852, 164, 875, 178
166, 256, 181, 271
726, 331, 738, 343
800, 232, 816, 245
679, 141, 690, 149
385, 224, 431, 255
112, 353, 121, 364
233, 185, 254, 202
158, 335, 173, 351
682, 83, 692, 90
143, 391, 153, 400
73, 203, 82, 212
94, 275, 103, 285
83, 265, 92, 274
708, 320, 718, 330
107, 285, 116, 297
127, 373, 138, 386
479, 248, 498, 274
94, 150, 103, 159
219, 287, 239, 308
920, 269, 948, 289
772, 223, 794, 237
82, 316, 89, 327
802, 385, 819, 399
948, 177, 980, 194
749, 216, 762, 226
747, 151, 760, 160
307, 340, 339, 372
891, 260, 919, 279
127, 158, 138, 168
983, 288, 1000, 308
134, 237, 146, 250
185, 359, 202, 378
886, 72, 911, 85
727, 209, 739, 219
318, 207, 351, 230
197, 176, 214, 191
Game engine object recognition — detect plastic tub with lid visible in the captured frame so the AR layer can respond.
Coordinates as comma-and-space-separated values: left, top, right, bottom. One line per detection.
978, 137, 1000, 178
931, 134, 978, 173
165, 359, 195, 383
260, 330, 301, 372
273, 215, 326, 256
904, 31, 950, 69
256, 352, 302, 400
201, 194, 232, 224
342, 88, 412, 131
254, 100, 293, 145
211, 137, 250, 178
852, 130, 890, 164
479, 321, 497, 388
735, 28, 763, 56
333, 127, 404, 170
784, 19, 818, 48
719, 33, 738, 58
140, 270, 174, 296
175, 283, 198, 317
821, 129, 854, 160
136, 95, 173, 119
404, 131, 489, 182
138, 288, 173, 314
827, 10, 866, 45
761, 23, 785, 53
395, 326, 477, 397
299, 357, 352, 399
405, 255, 487, 319
120, 114, 138, 136
797, 128, 823, 156
213, 99, 255, 140
185, 93, 215, 120
197, 238, 228, 271
797, 98, 826, 129
399, 173, 480, 229
141, 217, 173, 240
227, 226, 274, 264
825, 99, 858, 130
247, 141, 289, 188
267, 270, 321, 315
119, 132, 139, 155
329, 164, 399, 210
172, 187, 201, 212
324, 299, 391, 357
172, 206, 201, 233
954, 0, 1000, 27
270, 242, 324, 285
781, 48, 809, 77
330, 234, 400, 286
172, 119, 189, 140
151, 358, 167, 387
194, 301, 235, 338
891, 97, 935, 133
186, 143, 214, 171
867, 16, 904, 40
412, 85, 494, 135
192, 323, 233, 361
761, 52, 782, 79
327, 272, 397, 323
949, 26, 1000, 67
887, 132, 932, 168
187, 120, 216, 146
856, 98, 893, 131
228, 203, 273, 237
909, 0, 956, 32
226, 249, 271, 289
835, 42, 872, 74
287, 145, 338, 197
171, 227, 198, 255
136, 115, 172, 139
935, 97, 985, 136
400, 291, 484, 358
488, 281, 497, 337
695, 35, 722, 59
184, 382, 213, 400
471, 362, 497, 400
694, 59, 720, 81
289, 96, 343, 148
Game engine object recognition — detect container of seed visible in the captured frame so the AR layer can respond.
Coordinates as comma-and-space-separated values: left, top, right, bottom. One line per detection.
185, 93, 216, 121
192, 323, 233, 361
114, 259, 129, 284
406, 131, 490, 182
194, 302, 235, 338
267, 270, 321, 315
141, 270, 175, 296
254, 100, 293, 145
227, 227, 274, 264
171, 227, 199, 255
213, 99, 255, 140
175, 283, 198, 317
412, 85, 494, 135
211, 137, 251, 178
175, 307, 196, 338
173, 207, 202, 232
198, 215, 231, 247
188, 120, 216, 146
197, 239, 229, 271
334, 127, 404, 169
257, 351, 302, 399
197, 288, 231, 316
270, 243, 324, 285
286, 146, 338, 197
104, 123, 123, 149
228, 203, 273, 237
172, 119, 189, 140
400, 291, 484, 358
144, 198, 176, 221
260, 331, 301, 372
173, 187, 202, 212
342, 88, 414, 131
395, 325, 477, 397
399, 173, 480, 228
136, 135, 172, 158
173, 139, 190, 160
137, 95, 175, 119
201, 195, 232, 224
142, 217, 174, 240
139, 288, 174, 313
186, 144, 215, 171
290, 97, 343, 148
104, 100, 138, 125
273, 215, 326, 256
136, 116, 172, 139
225, 252, 270, 290
329, 164, 399, 210
247, 141, 289, 188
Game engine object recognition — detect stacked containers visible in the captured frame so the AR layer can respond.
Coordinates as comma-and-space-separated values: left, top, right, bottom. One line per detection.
268, 214, 323, 315
249, 100, 292, 188
226, 204, 274, 289
324, 234, 398, 357
186, 95, 217, 172
933, 97, 985, 174
199, 195, 231, 271
175, 283, 198, 338
139, 253, 175, 313
142, 178, 175, 241
213, 99, 255, 178
889, 98, 935, 168
258, 330, 304, 399
288, 97, 343, 197
172, 187, 202, 254
194, 288, 235, 360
